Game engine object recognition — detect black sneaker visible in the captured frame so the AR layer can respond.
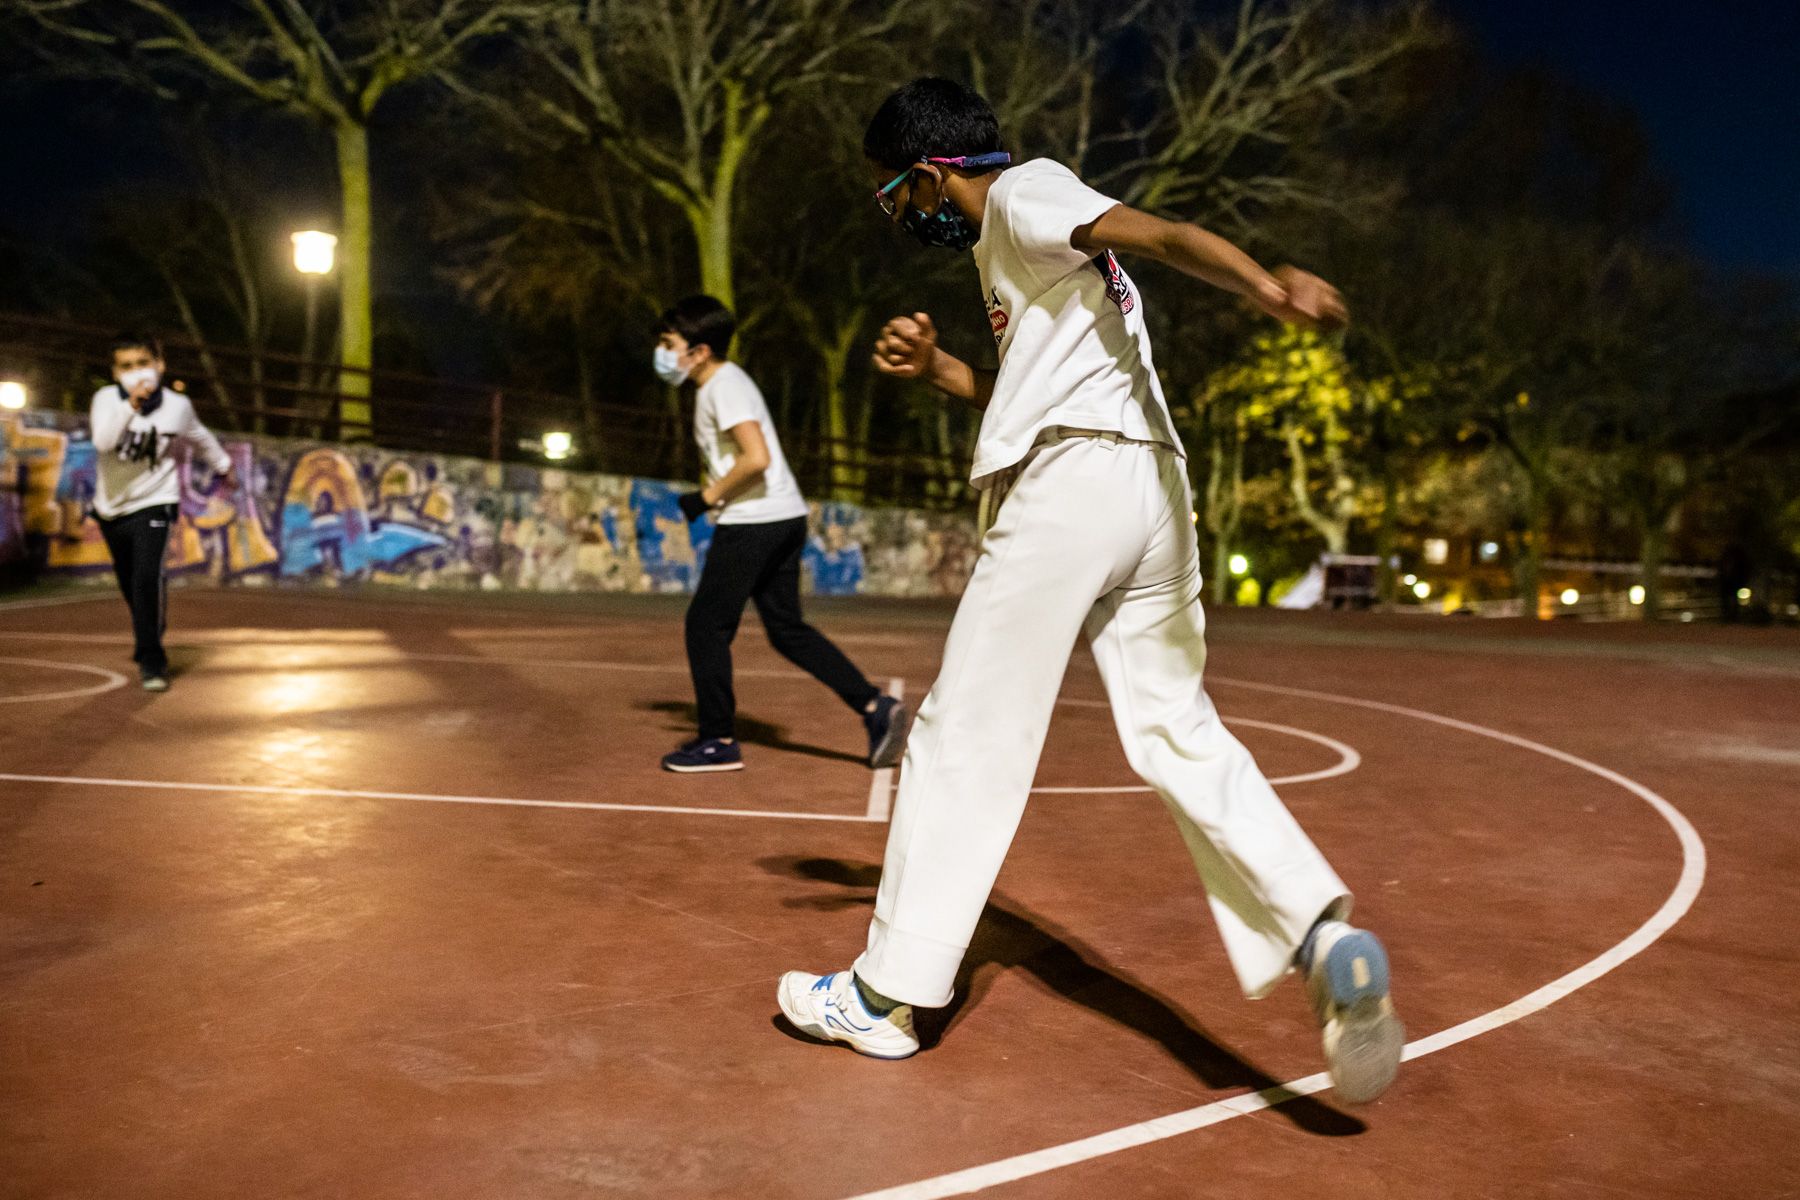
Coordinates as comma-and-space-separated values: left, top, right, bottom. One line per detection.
863, 696, 911, 769
661, 737, 744, 773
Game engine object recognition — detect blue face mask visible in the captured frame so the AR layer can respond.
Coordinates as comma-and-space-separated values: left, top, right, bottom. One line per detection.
901, 196, 981, 251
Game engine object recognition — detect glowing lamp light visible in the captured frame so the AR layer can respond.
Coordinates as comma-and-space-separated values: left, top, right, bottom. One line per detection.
541, 430, 574, 461
1402, 573, 1417, 587
1560, 588, 1580, 606
1479, 540, 1500, 562
1737, 587, 1752, 603
0, 380, 25, 411
291, 230, 338, 276
1228, 553, 1250, 577
1190, 510, 1199, 523
1412, 581, 1431, 600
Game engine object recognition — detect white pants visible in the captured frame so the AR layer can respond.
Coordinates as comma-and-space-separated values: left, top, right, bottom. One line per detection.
853, 433, 1350, 1008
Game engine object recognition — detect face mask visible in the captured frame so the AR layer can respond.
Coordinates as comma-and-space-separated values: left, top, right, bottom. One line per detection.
653, 344, 691, 386
902, 196, 981, 251
118, 366, 159, 394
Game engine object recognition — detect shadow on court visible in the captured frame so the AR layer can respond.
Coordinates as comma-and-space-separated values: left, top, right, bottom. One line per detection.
638, 699, 866, 764
761, 855, 1366, 1138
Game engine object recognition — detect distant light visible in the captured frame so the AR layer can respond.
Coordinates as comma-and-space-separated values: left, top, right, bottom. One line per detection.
1412, 581, 1431, 600
1402, 573, 1417, 587
1228, 553, 1249, 576
1679, 611, 1695, 623
1628, 585, 1646, 605
1190, 510, 1199, 523
1737, 587, 1752, 603
1560, 588, 1580, 606
291, 230, 338, 275
1479, 540, 1500, 562
1423, 538, 1448, 565
0, 380, 25, 410
542, 430, 574, 461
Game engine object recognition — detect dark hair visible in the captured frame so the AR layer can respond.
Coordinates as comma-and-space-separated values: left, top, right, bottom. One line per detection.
110, 330, 163, 360
863, 77, 1003, 171
657, 295, 735, 361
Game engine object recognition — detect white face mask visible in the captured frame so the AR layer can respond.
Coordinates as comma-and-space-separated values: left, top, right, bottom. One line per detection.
653, 344, 692, 386
118, 366, 159, 394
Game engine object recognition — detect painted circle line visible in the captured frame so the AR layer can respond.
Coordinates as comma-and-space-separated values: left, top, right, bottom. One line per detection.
1040, 701, 1360, 792
0, 657, 130, 704
840, 674, 1708, 1200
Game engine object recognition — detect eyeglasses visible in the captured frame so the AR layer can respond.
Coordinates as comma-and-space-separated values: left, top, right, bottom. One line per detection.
873, 153, 1012, 217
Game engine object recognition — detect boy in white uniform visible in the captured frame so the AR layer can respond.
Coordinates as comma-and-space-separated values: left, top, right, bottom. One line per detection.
776, 80, 1403, 1104
89, 332, 237, 691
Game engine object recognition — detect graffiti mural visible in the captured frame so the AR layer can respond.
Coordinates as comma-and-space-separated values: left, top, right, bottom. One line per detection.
280, 448, 449, 579
169, 441, 280, 577
1, 412, 978, 599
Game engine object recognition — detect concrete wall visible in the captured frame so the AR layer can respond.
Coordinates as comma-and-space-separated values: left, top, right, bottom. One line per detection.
0, 411, 978, 598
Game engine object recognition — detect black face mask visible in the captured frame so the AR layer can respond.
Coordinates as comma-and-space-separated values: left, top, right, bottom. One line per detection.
901, 195, 981, 251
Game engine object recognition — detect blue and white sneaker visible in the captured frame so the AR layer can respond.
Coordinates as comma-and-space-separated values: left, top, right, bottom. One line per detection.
776, 970, 919, 1060
1302, 920, 1404, 1103
863, 696, 911, 769
660, 737, 744, 773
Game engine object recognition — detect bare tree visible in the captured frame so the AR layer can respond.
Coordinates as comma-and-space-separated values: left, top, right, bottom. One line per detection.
477, 0, 913, 314
9, 0, 541, 433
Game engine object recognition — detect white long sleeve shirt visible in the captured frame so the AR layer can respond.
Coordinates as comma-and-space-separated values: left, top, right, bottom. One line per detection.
88, 384, 232, 520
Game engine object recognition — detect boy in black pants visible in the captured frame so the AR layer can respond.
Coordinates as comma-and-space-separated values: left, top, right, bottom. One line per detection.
89, 332, 236, 690
654, 296, 908, 773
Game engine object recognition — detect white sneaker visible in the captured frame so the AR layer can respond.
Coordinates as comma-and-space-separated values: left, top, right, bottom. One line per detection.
1304, 921, 1404, 1104
776, 970, 919, 1060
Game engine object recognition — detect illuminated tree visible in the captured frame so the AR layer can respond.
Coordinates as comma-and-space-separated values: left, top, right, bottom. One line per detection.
9, 0, 540, 433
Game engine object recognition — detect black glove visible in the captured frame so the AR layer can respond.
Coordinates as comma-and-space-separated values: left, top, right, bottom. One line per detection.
677, 491, 711, 523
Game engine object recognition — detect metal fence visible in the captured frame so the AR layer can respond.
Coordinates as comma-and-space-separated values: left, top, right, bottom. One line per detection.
0, 311, 971, 510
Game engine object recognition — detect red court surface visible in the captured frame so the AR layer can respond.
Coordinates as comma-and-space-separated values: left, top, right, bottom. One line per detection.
2, 585, 1798, 1198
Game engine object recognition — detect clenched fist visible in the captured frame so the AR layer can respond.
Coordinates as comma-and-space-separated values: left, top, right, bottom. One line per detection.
872, 312, 938, 379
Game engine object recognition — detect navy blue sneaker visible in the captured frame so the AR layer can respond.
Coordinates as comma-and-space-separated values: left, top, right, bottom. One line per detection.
661, 737, 744, 773
863, 695, 911, 769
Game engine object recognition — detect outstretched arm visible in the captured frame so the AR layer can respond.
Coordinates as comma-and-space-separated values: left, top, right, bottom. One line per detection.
1073, 206, 1348, 330
872, 313, 995, 410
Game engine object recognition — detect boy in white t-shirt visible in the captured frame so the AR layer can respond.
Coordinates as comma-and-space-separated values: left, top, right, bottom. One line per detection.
89, 332, 237, 691
652, 296, 908, 774
776, 80, 1403, 1104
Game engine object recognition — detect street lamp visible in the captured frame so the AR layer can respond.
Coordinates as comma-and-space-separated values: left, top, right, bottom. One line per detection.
291, 230, 337, 405
542, 431, 574, 461
0, 380, 26, 411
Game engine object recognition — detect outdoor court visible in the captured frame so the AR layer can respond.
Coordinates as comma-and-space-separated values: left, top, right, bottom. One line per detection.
2, 584, 1797, 1198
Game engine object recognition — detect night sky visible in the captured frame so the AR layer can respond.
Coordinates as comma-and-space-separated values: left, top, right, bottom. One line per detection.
4, 2, 1797, 280
1451, 0, 1800, 275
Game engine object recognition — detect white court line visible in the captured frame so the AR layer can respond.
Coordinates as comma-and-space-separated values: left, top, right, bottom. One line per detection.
866, 678, 906, 821
0, 657, 130, 704
0, 636, 830, 681
840, 679, 1707, 1200
1036, 707, 1361, 792
0, 773, 885, 823
0, 591, 111, 613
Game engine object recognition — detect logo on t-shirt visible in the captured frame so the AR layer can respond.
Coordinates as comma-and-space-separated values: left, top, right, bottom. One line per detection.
1096, 251, 1135, 315
118, 426, 171, 466
986, 287, 1009, 344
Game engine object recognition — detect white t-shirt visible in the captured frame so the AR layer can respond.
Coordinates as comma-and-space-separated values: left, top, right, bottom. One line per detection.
693, 362, 809, 526
88, 384, 232, 520
970, 158, 1183, 487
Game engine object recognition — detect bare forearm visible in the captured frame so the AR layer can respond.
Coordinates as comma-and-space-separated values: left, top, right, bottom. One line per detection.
1159, 224, 1282, 301
926, 348, 995, 410
703, 460, 768, 505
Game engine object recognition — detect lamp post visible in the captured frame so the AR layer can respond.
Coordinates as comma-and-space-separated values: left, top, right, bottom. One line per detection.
0, 380, 26, 411
291, 230, 337, 429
